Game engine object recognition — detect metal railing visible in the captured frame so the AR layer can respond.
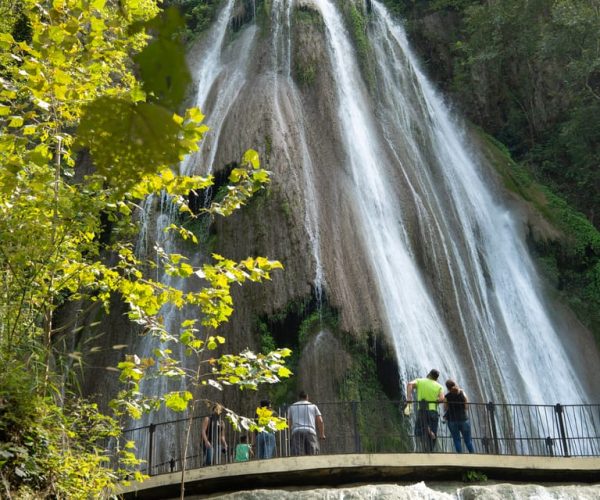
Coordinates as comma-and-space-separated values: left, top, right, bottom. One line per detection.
118, 401, 600, 476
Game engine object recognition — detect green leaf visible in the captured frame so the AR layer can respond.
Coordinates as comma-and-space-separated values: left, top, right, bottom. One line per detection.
242, 149, 260, 168
133, 8, 190, 110
164, 391, 192, 412
77, 97, 184, 187
8, 116, 23, 127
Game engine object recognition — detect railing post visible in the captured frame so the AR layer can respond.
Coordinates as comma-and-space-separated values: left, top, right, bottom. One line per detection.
481, 436, 490, 454
554, 404, 570, 457
545, 436, 555, 457
486, 402, 499, 454
148, 423, 156, 476
351, 401, 361, 453
280, 404, 289, 457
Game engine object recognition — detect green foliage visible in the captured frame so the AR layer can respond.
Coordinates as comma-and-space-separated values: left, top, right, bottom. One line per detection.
443, 0, 598, 222
133, 7, 192, 109
0, 0, 291, 496
338, 333, 410, 453
257, 320, 277, 355
164, 0, 224, 39
295, 60, 317, 86
381, 0, 471, 18
477, 129, 600, 342
462, 470, 488, 482
0, 0, 22, 35
398, 0, 599, 223
292, 5, 323, 87
339, 1, 376, 91
297, 308, 338, 348
0, 363, 138, 499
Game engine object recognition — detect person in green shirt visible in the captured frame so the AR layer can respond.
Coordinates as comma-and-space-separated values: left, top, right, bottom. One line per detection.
234, 435, 253, 462
406, 369, 445, 452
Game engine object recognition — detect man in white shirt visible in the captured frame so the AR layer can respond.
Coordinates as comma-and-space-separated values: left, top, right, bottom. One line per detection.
287, 391, 326, 455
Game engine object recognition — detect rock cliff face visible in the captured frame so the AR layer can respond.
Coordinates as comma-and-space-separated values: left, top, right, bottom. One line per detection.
78, 0, 599, 417
192, 0, 393, 408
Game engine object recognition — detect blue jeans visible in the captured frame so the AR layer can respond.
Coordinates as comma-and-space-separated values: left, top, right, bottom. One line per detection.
448, 419, 474, 453
257, 431, 276, 459
203, 444, 224, 465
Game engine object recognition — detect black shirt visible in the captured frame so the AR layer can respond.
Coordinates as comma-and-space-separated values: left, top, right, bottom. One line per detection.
445, 390, 468, 421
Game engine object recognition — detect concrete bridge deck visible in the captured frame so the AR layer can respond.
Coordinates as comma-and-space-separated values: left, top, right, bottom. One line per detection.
120, 454, 600, 498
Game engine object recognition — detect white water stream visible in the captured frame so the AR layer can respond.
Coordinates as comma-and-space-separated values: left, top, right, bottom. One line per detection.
271, 0, 324, 300
312, 0, 584, 405
182, 0, 257, 177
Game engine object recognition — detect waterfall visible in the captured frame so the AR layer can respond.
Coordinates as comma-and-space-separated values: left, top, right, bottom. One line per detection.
183, 0, 257, 177
271, 0, 325, 301
132, 0, 592, 431
312, 0, 584, 405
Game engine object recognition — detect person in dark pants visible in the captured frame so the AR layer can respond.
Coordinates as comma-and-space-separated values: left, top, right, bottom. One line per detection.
201, 404, 228, 465
287, 391, 325, 455
444, 379, 475, 453
406, 369, 445, 452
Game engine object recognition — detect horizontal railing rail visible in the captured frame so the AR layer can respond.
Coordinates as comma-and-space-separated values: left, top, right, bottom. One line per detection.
117, 401, 600, 476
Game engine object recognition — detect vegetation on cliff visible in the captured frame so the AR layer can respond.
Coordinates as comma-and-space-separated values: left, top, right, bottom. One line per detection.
0, 0, 289, 497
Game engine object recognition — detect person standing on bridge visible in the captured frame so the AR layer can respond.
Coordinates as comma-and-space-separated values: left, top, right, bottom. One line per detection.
287, 391, 326, 456
406, 369, 445, 452
255, 399, 276, 459
444, 379, 475, 453
202, 404, 228, 466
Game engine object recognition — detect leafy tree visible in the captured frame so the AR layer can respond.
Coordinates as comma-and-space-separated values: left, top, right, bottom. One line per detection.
0, 0, 290, 497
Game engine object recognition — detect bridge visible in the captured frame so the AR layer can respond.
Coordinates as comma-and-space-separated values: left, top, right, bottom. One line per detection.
119, 454, 600, 498
118, 401, 600, 497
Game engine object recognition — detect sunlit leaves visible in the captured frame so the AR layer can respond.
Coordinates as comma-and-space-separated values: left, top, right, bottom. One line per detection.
212, 348, 293, 391
0, 0, 291, 495
208, 149, 274, 217
164, 391, 193, 412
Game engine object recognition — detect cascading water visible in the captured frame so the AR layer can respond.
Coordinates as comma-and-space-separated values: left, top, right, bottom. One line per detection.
183, 0, 257, 177
313, 0, 465, 389
311, 0, 586, 405
271, 0, 324, 301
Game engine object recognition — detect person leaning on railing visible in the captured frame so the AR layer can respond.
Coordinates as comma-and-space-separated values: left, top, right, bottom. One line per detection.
406, 369, 445, 452
444, 379, 475, 453
287, 391, 326, 456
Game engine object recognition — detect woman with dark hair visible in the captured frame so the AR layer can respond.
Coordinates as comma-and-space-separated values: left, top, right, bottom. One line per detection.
201, 404, 228, 465
444, 380, 474, 453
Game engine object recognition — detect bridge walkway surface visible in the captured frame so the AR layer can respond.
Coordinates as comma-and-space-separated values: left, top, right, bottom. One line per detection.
119, 454, 600, 499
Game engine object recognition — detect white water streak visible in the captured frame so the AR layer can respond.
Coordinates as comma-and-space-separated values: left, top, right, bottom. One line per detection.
182, 0, 256, 176
371, 1, 582, 404
314, 0, 463, 386
313, 0, 584, 404
272, 0, 325, 298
